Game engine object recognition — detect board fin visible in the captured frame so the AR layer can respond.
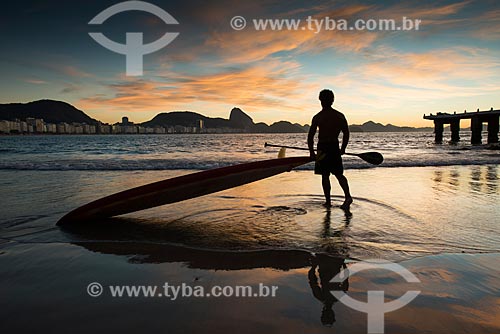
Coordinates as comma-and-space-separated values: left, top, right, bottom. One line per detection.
278, 147, 286, 158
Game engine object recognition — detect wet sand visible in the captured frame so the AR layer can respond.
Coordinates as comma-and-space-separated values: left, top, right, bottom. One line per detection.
0, 241, 498, 333
1, 165, 499, 333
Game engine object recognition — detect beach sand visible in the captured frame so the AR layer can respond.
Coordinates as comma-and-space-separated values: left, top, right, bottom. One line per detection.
1, 165, 499, 333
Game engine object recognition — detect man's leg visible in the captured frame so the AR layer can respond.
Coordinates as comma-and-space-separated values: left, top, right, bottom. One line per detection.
334, 173, 352, 208
322, 173, 331, 206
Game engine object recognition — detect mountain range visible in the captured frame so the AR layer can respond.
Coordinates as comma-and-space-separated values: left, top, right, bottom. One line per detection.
143, 107, 309, 133
0, 99, 434, 133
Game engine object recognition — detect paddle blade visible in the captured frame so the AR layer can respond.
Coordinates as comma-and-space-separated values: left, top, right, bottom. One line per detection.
356, 152, 383, 165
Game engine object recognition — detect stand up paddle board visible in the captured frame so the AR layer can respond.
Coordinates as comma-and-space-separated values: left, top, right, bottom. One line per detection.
57, 156, 312, 225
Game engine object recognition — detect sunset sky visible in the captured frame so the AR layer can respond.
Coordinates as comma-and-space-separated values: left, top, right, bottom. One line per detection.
0, 0, 499, 126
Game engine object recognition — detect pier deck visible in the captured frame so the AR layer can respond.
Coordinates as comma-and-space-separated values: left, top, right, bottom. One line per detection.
423, 108, 499, 144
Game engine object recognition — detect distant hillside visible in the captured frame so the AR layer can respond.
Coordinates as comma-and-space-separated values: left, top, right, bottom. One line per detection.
142, 107, 309, 133
349, 121, 433, 132
267, 121, 305, 133
142, 111, 230, 128
0, 100, 98, 124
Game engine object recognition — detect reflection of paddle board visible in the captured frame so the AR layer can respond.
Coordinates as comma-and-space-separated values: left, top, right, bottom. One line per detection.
57, 156, 312, 225
72, 240, 315, 270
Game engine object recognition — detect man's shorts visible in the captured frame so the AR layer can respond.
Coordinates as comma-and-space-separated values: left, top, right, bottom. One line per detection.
314, 142, 344, 176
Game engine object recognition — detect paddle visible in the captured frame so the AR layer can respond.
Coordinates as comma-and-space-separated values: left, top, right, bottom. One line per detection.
264, 142, 384, 165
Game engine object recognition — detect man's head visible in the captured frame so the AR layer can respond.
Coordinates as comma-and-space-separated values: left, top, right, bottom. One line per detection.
319, 89, 334, 108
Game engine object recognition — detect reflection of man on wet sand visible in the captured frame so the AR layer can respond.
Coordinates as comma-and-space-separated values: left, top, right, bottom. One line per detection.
308, 254, 349, 326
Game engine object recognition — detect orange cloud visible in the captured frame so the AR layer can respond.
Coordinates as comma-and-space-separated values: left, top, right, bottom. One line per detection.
60, 65, 92, 78
198, 1, 481, 64
24, 78, 47, 84
78, 60, 318, 123
372, 1, 500, 42
42, 62, 93, 78
468, 9, 500, 40
369, 48, 497, 92
372, 0, 470, 18
203, 5, 380, 64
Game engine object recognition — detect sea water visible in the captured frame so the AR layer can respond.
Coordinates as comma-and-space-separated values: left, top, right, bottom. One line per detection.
0, 132, 499, 170
0, 132, 499, 261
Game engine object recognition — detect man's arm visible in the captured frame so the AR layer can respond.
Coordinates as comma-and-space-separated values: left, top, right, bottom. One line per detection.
308, 116, 317, 159
340, 116, 349, 155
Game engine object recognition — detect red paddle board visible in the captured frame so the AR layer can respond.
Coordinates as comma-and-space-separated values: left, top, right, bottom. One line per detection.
57, 156, 312, 225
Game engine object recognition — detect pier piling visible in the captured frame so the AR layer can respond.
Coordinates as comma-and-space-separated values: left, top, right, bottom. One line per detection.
450, 120, 460, 142
434, 121, 444, 143
471, 116, 482, 145
488, 116, 499, 144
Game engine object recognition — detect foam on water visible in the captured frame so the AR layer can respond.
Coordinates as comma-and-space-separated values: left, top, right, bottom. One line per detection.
0, 132, 498, 170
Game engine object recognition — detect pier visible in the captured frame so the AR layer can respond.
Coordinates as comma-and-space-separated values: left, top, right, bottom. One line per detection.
423, 108, 500, 144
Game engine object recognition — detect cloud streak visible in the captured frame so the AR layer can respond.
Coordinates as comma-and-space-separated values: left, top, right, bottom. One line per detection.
78, 60, 319, 123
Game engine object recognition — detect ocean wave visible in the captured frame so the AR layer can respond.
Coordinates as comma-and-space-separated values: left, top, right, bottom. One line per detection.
0, 157, 498, 171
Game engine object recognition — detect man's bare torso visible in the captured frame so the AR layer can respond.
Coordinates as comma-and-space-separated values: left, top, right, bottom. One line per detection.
312, 107, 348, 144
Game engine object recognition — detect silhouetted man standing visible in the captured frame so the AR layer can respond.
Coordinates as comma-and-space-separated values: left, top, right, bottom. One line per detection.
308, 89, 352, 209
